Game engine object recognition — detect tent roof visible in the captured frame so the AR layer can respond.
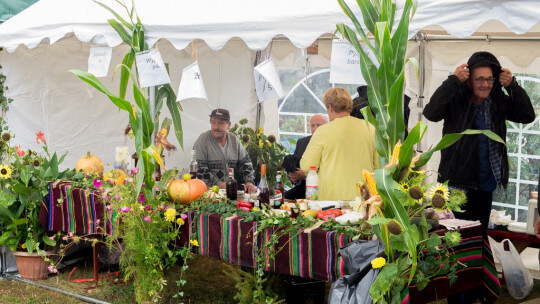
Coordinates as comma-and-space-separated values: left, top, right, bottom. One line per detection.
0, 0, 540, 53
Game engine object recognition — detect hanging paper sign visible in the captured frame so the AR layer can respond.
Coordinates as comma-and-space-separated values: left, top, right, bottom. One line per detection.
329, 39, 378, 85
176, 61, 208, 101
88, 47, 112, 78
135, 48, 171, 88
253, 58, 284, 102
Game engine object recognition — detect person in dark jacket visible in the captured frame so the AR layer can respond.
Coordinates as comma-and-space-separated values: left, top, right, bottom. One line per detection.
425, 51, 535, 304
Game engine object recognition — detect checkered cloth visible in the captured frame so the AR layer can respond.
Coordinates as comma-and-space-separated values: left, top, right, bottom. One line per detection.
483, 97, 502, 185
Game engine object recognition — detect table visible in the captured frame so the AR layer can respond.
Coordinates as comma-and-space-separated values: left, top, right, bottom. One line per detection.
39, 182, 501, 303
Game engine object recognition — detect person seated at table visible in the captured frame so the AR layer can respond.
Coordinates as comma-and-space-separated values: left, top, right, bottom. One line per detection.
282, 113, 328, 200
193, 108, 257, 193
300, 87, 379, 201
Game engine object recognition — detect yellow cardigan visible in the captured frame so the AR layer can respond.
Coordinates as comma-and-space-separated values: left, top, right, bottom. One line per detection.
300, 116, 379, 201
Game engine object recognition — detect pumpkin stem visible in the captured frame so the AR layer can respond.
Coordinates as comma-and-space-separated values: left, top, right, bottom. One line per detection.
87, 151, 91, 158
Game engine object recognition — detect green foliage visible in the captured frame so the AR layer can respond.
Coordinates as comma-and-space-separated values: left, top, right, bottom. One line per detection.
223, 265, 285, 304
230, 119, 288, 187
0, 65, 13, 132
0, 130, 72, 254
70, 0, 183, 192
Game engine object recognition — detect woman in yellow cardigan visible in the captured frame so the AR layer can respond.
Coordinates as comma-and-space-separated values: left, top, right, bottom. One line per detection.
300, 87, 379, 201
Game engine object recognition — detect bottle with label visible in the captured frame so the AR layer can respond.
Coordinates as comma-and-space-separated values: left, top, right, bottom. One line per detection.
273, 171, 284, 209
189, 150, 198, 179
226, 168, 238, 200
306, 166, 319, 200
257, 164, 270, 208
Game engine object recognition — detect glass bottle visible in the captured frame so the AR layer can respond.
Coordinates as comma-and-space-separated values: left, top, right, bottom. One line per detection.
226, 168, 238, 200
189, 150, 198, 179
273, 171, 284, 209
257, 164, 270, 208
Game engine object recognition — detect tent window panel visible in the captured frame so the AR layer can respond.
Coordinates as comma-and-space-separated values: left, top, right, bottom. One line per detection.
493, 182, 517, 206
522, 133, 540, 156
279, 115, 306, 133
279, 134, 304, 154
518, 209, 528, 223
519, 157, 540, 181
280, 85, 326, 114
508, 155, 519, 180
506, 131, 519, 154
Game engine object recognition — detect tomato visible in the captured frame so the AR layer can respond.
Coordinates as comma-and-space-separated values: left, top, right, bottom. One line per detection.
316, 210, 326, 218
332, 209, 343, 217
322, 214, 336, 221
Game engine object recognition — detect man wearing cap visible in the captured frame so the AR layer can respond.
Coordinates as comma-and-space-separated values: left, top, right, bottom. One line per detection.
424, 51, 535, 303
193, 108, 257, 193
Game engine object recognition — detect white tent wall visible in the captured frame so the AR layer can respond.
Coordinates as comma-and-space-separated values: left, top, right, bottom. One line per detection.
1, 38, 258, 172
421, 39, 540, 179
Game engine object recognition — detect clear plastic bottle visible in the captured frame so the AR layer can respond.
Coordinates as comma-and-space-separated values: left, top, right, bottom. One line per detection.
305, 166, 319, 200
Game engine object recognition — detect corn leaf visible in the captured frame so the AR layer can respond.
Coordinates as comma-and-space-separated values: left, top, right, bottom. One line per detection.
69, 70, 131, 112
93, 0, 133, 31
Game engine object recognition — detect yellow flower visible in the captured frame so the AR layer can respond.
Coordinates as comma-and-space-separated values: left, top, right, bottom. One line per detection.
267, 141, 271, 147
164, 208, 176, 222
257, 128, 263, 136
150, 243, 153, 248
428, 183, 450, 201
258, 139, 263, 148
371, 257, 386, 269
0, 164, 12, 179
21, 243, 27, 249
190, 239, 199, 247
400, 182, 409, 193
176, 218, 185, 226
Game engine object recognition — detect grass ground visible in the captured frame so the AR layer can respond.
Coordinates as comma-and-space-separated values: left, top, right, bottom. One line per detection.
1, 252, 540, 304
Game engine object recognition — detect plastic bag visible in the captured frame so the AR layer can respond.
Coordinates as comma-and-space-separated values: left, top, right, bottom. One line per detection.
492, 239, 533, 300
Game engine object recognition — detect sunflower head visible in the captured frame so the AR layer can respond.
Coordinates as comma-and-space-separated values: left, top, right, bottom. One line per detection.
0, 164, 12, 179
429, 183, 450, 201
239, 118, 248, 125
268, 135, 276, 144
431, 194, 446, 209
33, 159, 40, 167
387, 220, 402, 235
1, 133, 11, 142
242, 135, 250, 143
409, 186, 423, 200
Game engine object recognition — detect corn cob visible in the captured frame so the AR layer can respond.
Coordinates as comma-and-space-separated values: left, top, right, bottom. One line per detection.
362, 169, 378, 195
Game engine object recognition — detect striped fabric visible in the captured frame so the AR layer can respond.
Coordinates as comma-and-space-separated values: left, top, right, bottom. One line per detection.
39, 184, 499, 303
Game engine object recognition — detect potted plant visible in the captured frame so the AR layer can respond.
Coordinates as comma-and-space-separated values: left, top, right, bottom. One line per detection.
0, 130, 71, 280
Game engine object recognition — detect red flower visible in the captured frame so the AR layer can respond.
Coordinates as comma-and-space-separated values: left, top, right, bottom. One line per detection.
16, 145, 25, 157
36, 131, 46, 145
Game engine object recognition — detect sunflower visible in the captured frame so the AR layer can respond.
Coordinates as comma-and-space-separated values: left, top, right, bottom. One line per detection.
428, 183, 450, 201
399, 182, 410, 193
0, 164, 12, 179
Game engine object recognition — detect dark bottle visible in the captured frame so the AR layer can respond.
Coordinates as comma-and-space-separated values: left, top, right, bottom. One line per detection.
189, 150, 198, 179
154, 164, 162, 182
257, 164, 270, 208
273, 171, 284, 209
226, 168, 238, 200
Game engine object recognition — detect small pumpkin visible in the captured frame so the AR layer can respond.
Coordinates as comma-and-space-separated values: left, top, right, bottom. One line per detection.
168, 178, 207, 204
75, 152, 104, 176
103, 169, 127, 185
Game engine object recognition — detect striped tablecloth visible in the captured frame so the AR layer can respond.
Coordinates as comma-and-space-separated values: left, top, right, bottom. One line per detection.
39, 183, 500, 303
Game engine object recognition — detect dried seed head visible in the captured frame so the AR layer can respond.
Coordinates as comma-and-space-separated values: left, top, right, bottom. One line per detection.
1, 133, 10, 141
432, 194, 446, 209
242, 135, 250, 143
409, 186, 423, 200
387, 220, 402, 235
33, 159, 40, 167
268, 135, 276, 143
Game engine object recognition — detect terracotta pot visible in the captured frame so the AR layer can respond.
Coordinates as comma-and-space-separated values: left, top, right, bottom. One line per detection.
12, 251, 51, 281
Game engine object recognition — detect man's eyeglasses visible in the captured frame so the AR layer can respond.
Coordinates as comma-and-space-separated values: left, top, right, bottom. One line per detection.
472, 77, 495, 84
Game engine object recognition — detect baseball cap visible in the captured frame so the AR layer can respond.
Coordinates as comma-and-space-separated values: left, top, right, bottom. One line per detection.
209, 108, 230, 121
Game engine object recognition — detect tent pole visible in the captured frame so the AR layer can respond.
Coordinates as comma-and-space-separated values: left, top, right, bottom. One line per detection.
254, 51, 262, 130
414, 33, 540, 42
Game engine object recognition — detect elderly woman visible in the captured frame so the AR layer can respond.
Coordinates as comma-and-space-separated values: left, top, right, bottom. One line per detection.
300, 87, 379, 201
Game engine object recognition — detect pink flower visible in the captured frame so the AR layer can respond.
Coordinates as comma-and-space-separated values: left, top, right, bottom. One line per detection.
96, 219, 100, 224
48, 266, 57, 273
93, 179, 103, 188
141, 183, 146, 188
120, 206, 131, 213
122, 179, 127, 185
144, 216, 151, 223
131, 167, 139, 175
106, 205, 112, 211
115, 194, 121, 201
144, 205, 151, 211
62, 237, 68, 241
68, 232, 73, 237
181, 213, 188, 221
36, 131, 46, 145
139, 192, 145, 203
102, 194, 110, 200
84, 173, 89, 178
49, 237, 54, 241
16, 145, 25, 157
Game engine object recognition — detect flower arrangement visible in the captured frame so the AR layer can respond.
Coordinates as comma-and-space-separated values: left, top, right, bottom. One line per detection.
51, 168, 197, 303
230, 119, 288, 187
0, 130, 72, 254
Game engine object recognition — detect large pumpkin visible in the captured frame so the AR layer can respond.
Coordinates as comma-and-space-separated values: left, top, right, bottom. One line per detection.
75, 152, 104, 176
103, 169, 127, 185
168, 179, 207, 204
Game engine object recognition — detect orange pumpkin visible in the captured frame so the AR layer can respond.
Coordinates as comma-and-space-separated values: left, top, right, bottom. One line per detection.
103, 169, 127, 185
168, 179, 207, 204
75, 152, 104, 176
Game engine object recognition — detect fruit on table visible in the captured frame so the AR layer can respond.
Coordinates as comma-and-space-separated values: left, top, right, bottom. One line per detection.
168, 178, 207, 204
182, 173, 191, 180
211, 185, 220, 193
236, 200, 253, 211
301, 209, 318, 218
75, 152, 104, 176
103, 169, 126, 185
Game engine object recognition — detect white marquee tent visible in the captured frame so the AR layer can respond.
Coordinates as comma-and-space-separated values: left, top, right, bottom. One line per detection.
0, 0, 539, 175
